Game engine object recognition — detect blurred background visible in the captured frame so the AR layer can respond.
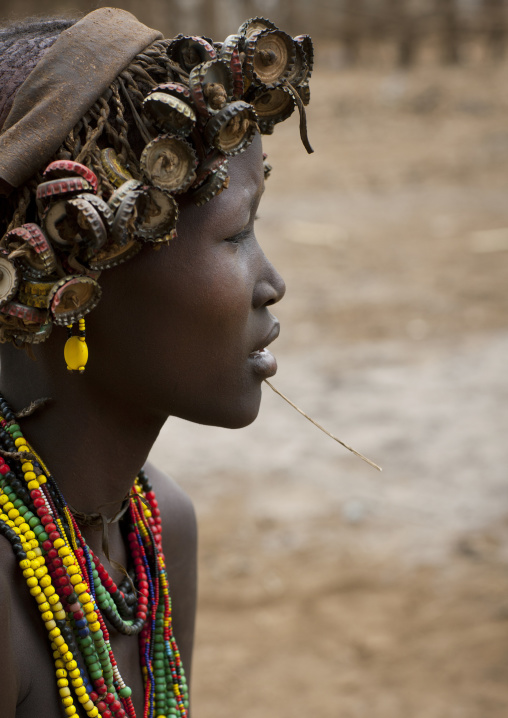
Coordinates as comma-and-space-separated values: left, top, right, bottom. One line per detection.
4, 1, 508, 716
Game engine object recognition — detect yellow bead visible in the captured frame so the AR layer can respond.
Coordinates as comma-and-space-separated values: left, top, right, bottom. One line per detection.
62, 651, 73, 663
87, 611, 98, 623
35, 595, 48, 607
62, 556, 74, 567
83, 602, 94, 614
86, 704, 98, 716
18, 445, 29, 452
54, 539, 66, 550
64, 335, 88, 371
14, 437, 26, 447
48, 594, 59, 605
69, 574, 81, 585
24, 471, 36, 481
26, 577, 38, 588
57, 678, 69, 688
56, 669, 67, 679
65, 706, 77, 716
23, 568, 34, 578
53, 635, 65, 647
40, 575, 51, 588
27, 480, 39, 491
43, 616, 55, 627
69, 668, 80, 679
41, 610, 53, 621
35, 568, 47, 579
29, 539, 38, 549
43, 584, 55, 596
39, 474, 47, 484
19, 559, 31, 570
89, 621, 101, 633
17, 520, 29, 530
67, 565, 78, 576
54, 610, 67, 621
62, 697, 74, 707
49, 628, 61, 640
59, 687, 71, 697
25, 530, 36, 541
66, 660, 77, 671
75, 686, 86, 696
72, 677, 83, 688
21, 462, 34, 472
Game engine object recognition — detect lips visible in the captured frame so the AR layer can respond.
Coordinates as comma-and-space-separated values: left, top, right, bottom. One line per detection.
249, 321, 280, 378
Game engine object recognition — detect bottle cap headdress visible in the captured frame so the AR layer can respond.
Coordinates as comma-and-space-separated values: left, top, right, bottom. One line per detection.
0, 8, 313, 364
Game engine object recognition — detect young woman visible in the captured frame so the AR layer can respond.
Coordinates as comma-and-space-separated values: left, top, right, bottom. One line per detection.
0, 8, 312, 717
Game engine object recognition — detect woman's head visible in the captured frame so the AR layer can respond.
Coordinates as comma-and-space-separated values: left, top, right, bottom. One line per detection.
0, 8, 311, 422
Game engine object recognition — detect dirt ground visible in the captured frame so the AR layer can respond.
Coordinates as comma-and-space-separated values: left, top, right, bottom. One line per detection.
151, 58, 508, 717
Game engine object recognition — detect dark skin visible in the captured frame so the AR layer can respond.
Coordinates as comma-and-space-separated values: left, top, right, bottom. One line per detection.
0, 133, 285, 717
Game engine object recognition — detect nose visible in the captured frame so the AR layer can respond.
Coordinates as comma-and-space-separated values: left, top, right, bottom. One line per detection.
252, 252, 286, 309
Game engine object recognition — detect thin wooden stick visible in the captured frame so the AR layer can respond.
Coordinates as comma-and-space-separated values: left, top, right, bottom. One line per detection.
264, 380, 382, 472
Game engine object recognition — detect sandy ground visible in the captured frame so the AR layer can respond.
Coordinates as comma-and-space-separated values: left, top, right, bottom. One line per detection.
151, 60, 508, 717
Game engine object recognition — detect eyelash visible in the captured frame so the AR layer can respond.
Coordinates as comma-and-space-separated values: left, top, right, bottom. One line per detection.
225, 216, 260, 244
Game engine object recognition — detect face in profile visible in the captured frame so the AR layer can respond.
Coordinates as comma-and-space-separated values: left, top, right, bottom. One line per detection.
85, 133, 286, 428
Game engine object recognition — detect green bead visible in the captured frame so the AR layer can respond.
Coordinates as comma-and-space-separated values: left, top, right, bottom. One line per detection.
39, 531, 48, 541
34, 526, 44, 536
28, 516, 39, 527
119, 687, 132, 698
7, 424, 20, 433
11, 431, 22, 440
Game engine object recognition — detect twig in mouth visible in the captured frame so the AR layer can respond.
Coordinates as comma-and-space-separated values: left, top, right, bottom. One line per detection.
264, 380, 382, 472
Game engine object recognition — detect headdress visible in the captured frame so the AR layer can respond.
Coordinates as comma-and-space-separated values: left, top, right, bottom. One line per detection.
0, 8, 313, 363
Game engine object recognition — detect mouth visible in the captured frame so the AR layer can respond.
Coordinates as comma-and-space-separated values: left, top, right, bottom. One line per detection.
249, 322, 280, 378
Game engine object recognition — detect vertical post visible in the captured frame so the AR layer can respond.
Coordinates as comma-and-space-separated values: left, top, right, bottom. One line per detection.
437, 0, 460, 64
483, 0, 507, 59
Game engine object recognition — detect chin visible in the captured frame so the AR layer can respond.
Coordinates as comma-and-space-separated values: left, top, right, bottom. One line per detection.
178, 385, 262, 429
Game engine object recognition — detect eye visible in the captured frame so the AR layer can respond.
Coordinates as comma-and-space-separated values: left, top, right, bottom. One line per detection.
224, 226, 251, 244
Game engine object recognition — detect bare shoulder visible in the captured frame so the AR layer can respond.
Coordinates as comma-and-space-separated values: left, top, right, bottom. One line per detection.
142, 460, 197, 548
141, 461, 197, 684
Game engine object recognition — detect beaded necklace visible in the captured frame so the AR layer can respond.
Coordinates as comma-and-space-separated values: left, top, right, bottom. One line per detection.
0, 392, 189, 718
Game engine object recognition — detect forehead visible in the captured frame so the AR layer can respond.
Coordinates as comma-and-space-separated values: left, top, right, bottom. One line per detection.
178, 133, 264, 234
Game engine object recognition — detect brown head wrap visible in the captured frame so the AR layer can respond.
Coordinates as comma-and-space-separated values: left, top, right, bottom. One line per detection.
0, 7, 162, 191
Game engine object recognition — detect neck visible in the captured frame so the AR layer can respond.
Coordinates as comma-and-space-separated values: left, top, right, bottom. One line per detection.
0, 343, 166, 519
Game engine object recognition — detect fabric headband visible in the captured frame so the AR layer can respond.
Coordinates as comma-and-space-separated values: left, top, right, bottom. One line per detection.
0, 7, 162, 191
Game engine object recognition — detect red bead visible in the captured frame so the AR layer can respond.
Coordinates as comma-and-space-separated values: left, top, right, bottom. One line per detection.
40, 514, 52, 525
105, 693, 115, 704
62, 585, 73, 596
42, 541, 53, 552
89, 692, 98, 703
0, 457, 4, 465
97, 701, 107, 712
103, 711, 112, 718
49, 531, 60, 541
0, 464, 10, 474
110, 700, 121, 711
47, 549, 58, 559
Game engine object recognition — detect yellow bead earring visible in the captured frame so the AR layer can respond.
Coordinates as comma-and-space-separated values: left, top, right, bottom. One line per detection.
64, 318, 88, 373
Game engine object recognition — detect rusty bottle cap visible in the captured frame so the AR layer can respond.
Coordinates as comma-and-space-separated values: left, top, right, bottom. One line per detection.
204, 101, 257, 156
168, 35, 217, 73
0, 251, 20, 307
189, 59, 234, 117
192, 160, 230, 207
4, 223, 57, 278
43, 160, 98, 194
246, 29, 296, 88
238, 17, 278, 39
140, 135, 197, 194
249, 85, 296, 130
36, 176, 93, 202
143, 92, 196, 137
100, 148, 134, 188
48, 276, 102, 325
